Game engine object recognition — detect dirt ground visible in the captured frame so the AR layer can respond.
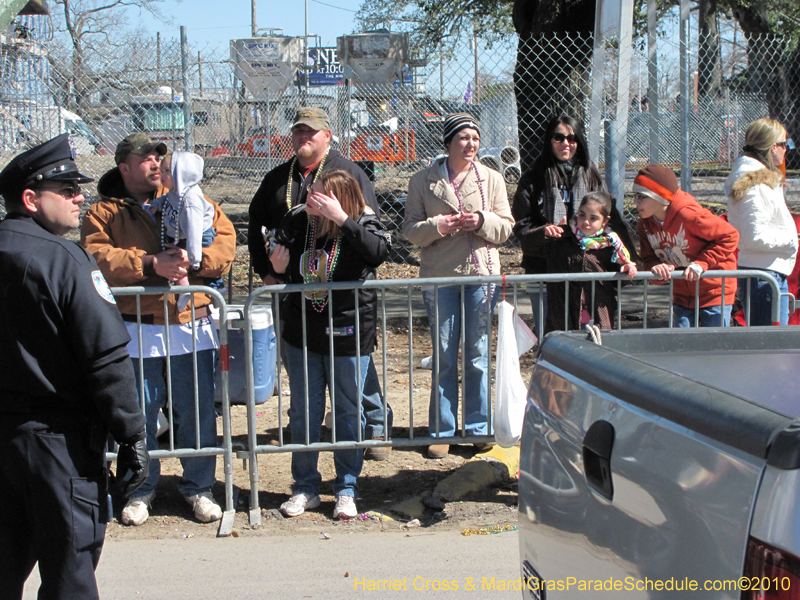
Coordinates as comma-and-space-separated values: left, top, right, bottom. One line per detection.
107, 301, 533, 541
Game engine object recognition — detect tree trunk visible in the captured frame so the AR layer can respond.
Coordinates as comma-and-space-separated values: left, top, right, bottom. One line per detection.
727, 0, 799, 168
513, 0, 597, 172
697, 0, 722, 99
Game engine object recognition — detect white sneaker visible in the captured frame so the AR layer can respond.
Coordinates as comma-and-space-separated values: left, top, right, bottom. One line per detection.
280, 493, 320, 517
333, 495, 358, 520
120, 491, 155, 526
184, 491, 222, 523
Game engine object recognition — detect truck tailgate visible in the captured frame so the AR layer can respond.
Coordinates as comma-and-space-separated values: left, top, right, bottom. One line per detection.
519, 329, 798, 599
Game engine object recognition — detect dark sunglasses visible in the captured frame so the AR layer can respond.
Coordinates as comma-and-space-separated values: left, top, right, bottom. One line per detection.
552, 133, 577, 143
38, 182, 83, 198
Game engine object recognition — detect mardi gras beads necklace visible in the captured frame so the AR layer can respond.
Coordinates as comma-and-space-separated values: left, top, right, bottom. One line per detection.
302, 213, 342, 312
286, 147, 336, 311
446, 160, 494, 300
285, 146, 330, 209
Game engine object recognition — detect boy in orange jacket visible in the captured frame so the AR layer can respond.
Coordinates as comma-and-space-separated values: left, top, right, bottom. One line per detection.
634, 164, 739, 327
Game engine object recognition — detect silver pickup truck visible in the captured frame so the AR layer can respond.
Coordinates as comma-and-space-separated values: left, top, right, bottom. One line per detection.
518, 328, 800, 599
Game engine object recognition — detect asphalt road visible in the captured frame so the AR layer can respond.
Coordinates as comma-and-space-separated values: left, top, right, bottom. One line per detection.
24, 529, 523, 599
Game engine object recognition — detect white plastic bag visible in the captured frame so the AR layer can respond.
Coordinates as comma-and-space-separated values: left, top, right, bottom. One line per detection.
494, 301, 536, 447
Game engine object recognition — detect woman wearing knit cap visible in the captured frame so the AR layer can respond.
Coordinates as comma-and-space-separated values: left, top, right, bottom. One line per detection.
723, 119, 797, 326
512, 115, 620, 333
403, 113, 514, 459
634, 164, 739, 327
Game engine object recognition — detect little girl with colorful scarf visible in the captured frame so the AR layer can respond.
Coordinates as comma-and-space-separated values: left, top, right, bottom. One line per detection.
535, 191, 638, 332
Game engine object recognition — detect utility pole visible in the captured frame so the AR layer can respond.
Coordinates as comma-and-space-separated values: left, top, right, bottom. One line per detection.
251, 0, 257, 36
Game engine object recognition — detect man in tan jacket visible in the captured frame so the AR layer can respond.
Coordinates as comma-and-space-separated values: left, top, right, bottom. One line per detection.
82, 134, 236, 526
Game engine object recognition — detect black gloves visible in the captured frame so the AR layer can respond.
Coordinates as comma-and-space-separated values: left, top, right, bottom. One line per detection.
114, 429, 150, 497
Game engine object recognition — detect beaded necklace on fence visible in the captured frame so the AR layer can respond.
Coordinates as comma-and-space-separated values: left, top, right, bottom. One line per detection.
446, 160, 494, 300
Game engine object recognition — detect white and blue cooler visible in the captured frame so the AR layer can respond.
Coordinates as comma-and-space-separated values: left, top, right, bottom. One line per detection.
212, 304, 277, 405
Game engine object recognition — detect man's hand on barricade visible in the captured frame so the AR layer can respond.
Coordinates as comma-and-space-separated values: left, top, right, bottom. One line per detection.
153, 246, 190, 282
115, 430, 150, 498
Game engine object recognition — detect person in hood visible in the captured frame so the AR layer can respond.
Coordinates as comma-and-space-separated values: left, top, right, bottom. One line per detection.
723, 118, 797, 326
150, 151, 223, 310
635, 164, 739, 327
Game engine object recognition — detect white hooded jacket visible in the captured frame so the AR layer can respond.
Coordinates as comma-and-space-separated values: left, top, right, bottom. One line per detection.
723, 155, 797, 276
151, 151, 215, 269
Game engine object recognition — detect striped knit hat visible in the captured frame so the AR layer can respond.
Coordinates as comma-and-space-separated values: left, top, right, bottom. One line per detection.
443, 113, 480, 145
633, 164, 678, 205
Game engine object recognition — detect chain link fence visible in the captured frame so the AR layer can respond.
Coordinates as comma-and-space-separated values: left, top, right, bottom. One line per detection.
1, 16, 798, 264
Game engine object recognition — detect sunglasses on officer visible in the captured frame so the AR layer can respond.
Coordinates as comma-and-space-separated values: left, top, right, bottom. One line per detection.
35, 182, 83, 199
552, 132, 578, 144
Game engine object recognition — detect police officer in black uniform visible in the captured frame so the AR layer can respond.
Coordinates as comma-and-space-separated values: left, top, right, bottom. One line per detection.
0, 134, 149, 600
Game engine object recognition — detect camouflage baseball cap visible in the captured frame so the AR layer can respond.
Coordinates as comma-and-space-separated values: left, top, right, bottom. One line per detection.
292, 107, 330, 131
114, 133, 168, 165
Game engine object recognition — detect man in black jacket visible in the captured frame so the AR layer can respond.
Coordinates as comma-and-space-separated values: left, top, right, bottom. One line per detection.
0, 134, 148, 599
248, 107, 393, 460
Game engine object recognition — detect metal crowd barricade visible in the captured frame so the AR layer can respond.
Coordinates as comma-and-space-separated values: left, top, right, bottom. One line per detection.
239, 270, 792, 525
517, 269, 793, 332
107, 285, 235, 537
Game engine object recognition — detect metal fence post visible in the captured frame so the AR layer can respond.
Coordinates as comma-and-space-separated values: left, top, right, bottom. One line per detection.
180, 25, 193, 152
679, 0, 691, 193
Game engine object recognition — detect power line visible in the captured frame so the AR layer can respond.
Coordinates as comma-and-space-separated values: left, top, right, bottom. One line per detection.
310, 0, 357, 13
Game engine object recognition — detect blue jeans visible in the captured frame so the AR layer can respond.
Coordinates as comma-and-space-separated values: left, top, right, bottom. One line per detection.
131, 349, 218, 498
276, 310, 391, 438
363, 358, 393, 439
284, 343, 368, 497
738, 267, 790, 326
423, 284, 494, 438
672, 303, 732, 327
527, 283, 547, 334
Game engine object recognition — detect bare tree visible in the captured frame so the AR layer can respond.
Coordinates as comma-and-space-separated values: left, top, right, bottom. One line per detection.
48, 0, 174, 113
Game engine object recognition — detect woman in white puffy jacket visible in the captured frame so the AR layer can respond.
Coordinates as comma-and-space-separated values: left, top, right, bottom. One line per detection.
723, 118, 797, 325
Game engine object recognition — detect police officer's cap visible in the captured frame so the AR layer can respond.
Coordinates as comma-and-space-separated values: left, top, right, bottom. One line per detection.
0, 133, 93, 196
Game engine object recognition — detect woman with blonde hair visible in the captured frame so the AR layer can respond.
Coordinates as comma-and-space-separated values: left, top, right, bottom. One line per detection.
269, 168, 390, 519
723, 118, 797, 325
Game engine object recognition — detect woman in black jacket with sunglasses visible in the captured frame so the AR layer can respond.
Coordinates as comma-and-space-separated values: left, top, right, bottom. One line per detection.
512, 115, 609, 332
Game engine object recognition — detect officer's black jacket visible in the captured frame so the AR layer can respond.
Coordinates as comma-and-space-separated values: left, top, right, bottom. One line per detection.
0, 215, 145, 443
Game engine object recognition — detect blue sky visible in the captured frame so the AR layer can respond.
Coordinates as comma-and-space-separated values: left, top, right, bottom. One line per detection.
140, 0, 364, 47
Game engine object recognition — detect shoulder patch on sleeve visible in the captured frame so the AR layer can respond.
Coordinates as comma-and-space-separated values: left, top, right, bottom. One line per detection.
92, 270, 117, 304
379, 230, 393, 246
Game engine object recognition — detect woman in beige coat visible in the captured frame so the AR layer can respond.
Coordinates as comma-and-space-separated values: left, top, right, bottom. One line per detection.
403, 113, 514, 458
